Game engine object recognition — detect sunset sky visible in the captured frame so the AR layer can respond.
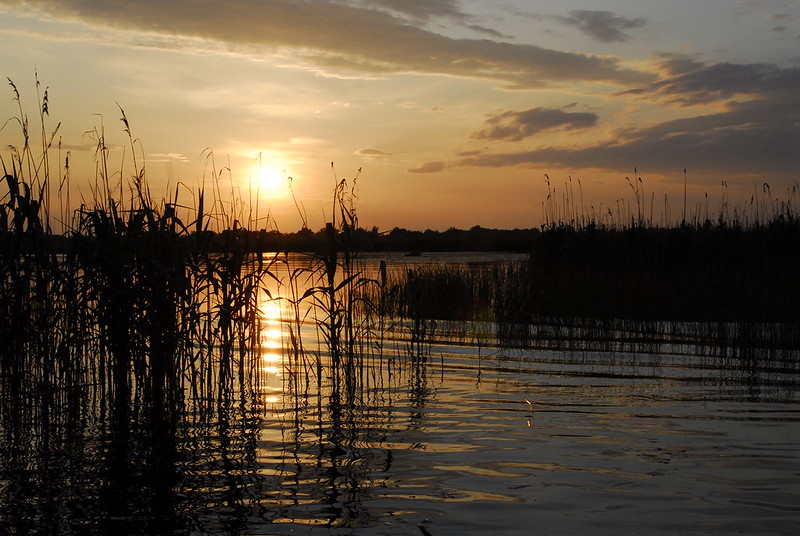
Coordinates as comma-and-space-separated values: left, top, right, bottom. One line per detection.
1, 0, 798, 231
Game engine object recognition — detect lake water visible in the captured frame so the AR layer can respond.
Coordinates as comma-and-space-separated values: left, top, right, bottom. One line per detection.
1, 253, 798, 535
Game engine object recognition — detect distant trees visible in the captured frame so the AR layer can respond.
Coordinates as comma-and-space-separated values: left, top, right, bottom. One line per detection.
184, 225, 540, 253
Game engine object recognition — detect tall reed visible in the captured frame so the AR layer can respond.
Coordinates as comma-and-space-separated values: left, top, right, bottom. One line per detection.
380, 174, 800, 351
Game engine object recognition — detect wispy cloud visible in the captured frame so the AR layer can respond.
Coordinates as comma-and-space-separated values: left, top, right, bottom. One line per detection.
473, 107, 598, 141
408, 161, 446, 173
3, 0, 652, 88
458, 113, 799, 179
149, 152, 190, 162
356, 148, 392, 159
361, 0, 507, 37
557, 10, 646, 43
361, 0, 466, 22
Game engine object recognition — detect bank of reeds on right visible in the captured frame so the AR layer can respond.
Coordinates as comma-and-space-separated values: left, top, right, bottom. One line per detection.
386, 180, 800, 352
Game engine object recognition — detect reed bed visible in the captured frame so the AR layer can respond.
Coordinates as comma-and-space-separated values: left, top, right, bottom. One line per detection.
2, 79, 797, 532
0, 79, 385, 409
379, 176, 800, 353
0, 82, 391, 533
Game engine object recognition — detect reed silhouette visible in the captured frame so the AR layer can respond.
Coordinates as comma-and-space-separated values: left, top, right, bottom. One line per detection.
0, 81, 394, 533
378, 175, 800, 351
2, 79, 798, 534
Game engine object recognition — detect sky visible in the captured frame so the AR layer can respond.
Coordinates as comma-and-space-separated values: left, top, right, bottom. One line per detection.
1, 0, 798, 231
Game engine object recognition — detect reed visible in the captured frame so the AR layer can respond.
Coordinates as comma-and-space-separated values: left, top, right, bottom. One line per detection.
2, 79, 798, 533
306, 165, 386, 404
379, 174, 800, 351
0, 80, 338, 532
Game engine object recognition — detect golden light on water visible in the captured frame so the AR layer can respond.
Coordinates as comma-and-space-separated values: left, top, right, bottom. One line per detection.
259, 294, 286, 406
260, 298, 285, 351
263, 328, 282, 340
262, 299, 282, 324
263, 352, 281, 363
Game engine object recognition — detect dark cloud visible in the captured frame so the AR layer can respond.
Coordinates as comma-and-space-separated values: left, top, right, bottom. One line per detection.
621, 55, 800, 106
459, 119, 799, 178
408, 161, 446, 173
559, 10, 646, 43
473, 107, 598, 141
465, 24, 507, 39
457, 59, 800, 181
4, 0, 653, 88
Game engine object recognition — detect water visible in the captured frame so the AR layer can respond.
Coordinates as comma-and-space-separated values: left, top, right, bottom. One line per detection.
1, 253, 798, 535
251, 344, 798, 535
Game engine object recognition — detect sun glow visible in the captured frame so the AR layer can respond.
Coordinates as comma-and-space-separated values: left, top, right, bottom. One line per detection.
257, 166, 285, 193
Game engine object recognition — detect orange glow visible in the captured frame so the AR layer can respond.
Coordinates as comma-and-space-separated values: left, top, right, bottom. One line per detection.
261, 299, 282, 323
258, 166, 284, 193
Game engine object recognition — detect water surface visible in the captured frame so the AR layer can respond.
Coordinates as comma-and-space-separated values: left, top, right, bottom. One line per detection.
0, 253, 797, 535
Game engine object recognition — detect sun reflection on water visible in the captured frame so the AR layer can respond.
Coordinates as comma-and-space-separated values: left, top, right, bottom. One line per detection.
261, 298, 282, 324
258, 292, 286, 406
262, 352, 281, 363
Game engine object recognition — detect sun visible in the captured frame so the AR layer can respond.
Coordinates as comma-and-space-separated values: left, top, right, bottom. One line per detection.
257, 167, 286, 194
258, 166, 284, 192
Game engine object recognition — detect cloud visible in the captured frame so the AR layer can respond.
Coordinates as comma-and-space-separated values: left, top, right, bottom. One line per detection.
361, 0, 465, 22
459, 116, 799, 178
356, 148, 392, 158
361, 0, 508, 37
408, 161, 446, 173
149, 152, 190, 162
473, 107, 598, 141
464, 24, 507, 39
3, 0, 653, 88
621, 55, 800, 106
455, 59, 800, 180
558, 10, 646, 43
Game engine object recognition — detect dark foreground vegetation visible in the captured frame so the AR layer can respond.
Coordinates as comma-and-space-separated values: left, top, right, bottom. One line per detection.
1, 83, 382, 533
2, 80, 799, 354
1, 78, 798, 535
378, 203, 800, 327
529, 220, 800, 323
37, 202, 800, 326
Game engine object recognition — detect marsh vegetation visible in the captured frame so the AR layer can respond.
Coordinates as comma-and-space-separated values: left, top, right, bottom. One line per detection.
1, 82, 798, 535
